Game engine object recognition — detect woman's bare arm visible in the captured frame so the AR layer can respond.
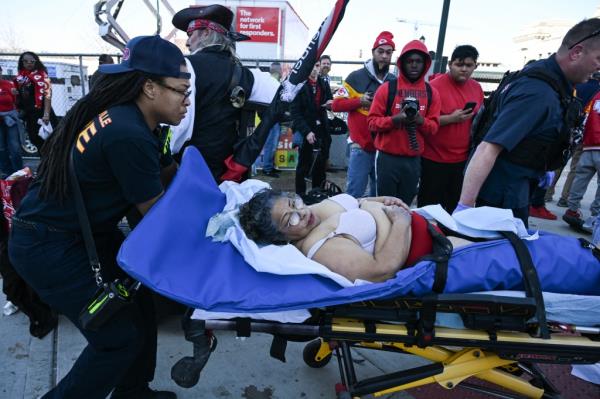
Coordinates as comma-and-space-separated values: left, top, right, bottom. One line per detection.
310, 206, 412, 282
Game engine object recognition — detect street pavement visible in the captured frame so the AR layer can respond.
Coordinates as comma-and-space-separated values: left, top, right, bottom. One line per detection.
1, 162, 599, 399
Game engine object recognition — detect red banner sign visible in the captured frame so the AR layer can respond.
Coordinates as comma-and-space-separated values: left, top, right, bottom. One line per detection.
236, 7, 280, 43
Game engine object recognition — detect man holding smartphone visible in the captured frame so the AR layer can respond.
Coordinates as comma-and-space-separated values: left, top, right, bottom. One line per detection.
418, 45, 483, 212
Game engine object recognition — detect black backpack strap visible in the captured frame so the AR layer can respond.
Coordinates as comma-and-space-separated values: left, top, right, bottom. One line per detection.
425, 82, 432, 107
499, 231, 550, 339
385, 76, 397, 116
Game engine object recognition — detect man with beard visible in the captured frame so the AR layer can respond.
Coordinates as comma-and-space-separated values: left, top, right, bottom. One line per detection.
367, 39, 441, 204
332, 31, 395, 197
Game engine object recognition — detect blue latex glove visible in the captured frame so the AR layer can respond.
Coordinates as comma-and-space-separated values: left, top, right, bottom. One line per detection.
452, 203, 472, 215
538, 171, 555, 189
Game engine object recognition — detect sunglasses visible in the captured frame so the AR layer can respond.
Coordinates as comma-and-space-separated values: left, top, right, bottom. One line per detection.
568, 28, 600, 50
154, 81, 191, 100
285, 196, 305, 228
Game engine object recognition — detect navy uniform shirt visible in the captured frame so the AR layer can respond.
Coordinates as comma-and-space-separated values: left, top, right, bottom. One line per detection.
17, 103, 163, 232
478, 55, 572, 209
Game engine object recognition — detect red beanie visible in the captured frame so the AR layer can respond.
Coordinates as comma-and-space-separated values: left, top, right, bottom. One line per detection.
372, 31, 395, 50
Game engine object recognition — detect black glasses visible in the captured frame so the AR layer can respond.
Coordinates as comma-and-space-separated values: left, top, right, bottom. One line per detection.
154, 81, 191, 99
569, 28, 600, 50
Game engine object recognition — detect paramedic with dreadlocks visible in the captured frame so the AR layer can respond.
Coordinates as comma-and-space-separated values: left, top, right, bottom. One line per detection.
367, 39, 441, 205
457, 18, 600, 227
8, 36, 189, 399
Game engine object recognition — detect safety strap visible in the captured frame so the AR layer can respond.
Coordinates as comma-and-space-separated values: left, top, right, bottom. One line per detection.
270, 335, 288, 363
417, 222, 453, 294
499, 231, 550, 339
69, 146, 103, 287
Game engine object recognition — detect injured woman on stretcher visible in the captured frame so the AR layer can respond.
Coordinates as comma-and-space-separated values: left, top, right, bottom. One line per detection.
118, 149, 600, 395
239, 189, 479, 283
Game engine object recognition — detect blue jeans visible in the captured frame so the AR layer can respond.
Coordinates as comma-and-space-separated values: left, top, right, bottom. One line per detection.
593, 213, 600, 246
0, 119, 23, 175
262, 123, 281, 172
346, 144, 376, 197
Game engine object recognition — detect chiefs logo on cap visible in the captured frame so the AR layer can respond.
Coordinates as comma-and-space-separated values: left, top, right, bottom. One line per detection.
378, 38, 387, 45
123, 48, 131, 61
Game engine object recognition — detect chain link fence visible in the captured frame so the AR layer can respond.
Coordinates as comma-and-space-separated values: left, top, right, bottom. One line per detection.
0, 52, 504, 161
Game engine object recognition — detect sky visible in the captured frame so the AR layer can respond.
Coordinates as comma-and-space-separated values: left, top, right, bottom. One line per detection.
0, 0, 598, 71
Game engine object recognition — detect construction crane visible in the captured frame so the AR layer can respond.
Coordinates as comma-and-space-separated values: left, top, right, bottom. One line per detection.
396, 18, 440, 38
94, 0, 179, 50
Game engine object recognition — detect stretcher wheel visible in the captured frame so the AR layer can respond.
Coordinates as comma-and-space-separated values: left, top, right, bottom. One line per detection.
303, 339, 332, 368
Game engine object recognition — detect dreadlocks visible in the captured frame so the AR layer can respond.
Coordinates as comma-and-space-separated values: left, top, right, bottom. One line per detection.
36, 71, 151, 202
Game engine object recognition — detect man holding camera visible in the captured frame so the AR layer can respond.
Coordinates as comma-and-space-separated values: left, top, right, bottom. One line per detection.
332, 31, 396, 197
367, 39, 441, 204
457, 18, 600, 226
418, 45, 483, 212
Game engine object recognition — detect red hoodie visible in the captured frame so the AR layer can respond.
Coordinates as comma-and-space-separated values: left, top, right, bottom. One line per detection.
583, 91, 600, 149
367, 40, 441, 156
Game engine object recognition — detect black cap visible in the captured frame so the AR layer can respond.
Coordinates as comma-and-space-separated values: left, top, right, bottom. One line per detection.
99, 35, 190, 79
172, 5, 250, 42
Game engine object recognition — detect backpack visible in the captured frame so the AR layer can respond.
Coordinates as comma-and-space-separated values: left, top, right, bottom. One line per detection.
384, 76, 432, 116
470, 68, 584, 171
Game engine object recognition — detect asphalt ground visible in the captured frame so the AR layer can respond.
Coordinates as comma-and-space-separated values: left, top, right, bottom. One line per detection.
1, 159, 600, 398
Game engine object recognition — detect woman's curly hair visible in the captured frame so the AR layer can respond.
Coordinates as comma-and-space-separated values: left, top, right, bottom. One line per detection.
239, 189, 290, 245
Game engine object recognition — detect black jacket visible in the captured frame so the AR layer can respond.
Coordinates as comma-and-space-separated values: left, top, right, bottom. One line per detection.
186, 46, 254, 180
290, 77, 332, 144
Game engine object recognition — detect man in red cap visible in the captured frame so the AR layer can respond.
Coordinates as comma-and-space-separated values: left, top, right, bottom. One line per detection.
170, 4, 256, 181
367, 39, 441, 204
332, 31, 396, 197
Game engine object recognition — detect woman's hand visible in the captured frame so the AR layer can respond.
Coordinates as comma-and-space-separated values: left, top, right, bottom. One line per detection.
383, 205, 411, 227
306, 132, 316, 144
378, 196, 409, 209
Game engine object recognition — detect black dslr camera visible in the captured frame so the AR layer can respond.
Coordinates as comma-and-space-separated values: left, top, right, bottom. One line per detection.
401, 96, 420, 151
401, 97, 420, 120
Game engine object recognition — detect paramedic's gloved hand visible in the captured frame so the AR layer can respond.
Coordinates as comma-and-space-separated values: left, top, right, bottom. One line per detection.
538, 171, 555, 189
452, 203, 472, 215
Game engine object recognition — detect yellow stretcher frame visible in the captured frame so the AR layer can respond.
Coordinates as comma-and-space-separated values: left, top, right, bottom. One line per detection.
303, 318, 600, 398
204, 308, 600, 399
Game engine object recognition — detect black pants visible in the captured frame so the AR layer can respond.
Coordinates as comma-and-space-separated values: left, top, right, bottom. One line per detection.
22, 107, 58, 156
375, 151, 421, 205
418, 158, 466, 213
296, 139, 326, 195
8, 221, 157, 399
529, 180, 547, 207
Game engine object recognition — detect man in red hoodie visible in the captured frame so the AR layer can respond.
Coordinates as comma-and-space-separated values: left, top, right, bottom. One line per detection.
332, 31, 395, 197
367, 40, 441, 204
418, 45, 483, 212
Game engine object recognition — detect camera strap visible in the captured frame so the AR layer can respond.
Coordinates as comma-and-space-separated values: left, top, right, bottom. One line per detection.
69, 145, 104, 287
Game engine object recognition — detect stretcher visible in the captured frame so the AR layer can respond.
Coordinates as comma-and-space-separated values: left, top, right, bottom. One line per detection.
117, 148, 600, 398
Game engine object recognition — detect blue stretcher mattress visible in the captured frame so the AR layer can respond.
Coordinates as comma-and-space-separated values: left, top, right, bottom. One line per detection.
117, 147, 600, 313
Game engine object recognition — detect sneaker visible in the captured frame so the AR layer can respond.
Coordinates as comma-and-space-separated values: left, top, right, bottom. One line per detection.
556, 198, 568, 207
563, 209, 590, 233
529, 205, 557, 220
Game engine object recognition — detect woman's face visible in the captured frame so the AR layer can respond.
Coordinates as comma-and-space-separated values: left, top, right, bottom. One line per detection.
21, 54, 37, 71
271, 195, 319, 242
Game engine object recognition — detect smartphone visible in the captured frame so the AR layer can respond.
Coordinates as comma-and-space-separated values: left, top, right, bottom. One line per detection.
463, 102, 477, 111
